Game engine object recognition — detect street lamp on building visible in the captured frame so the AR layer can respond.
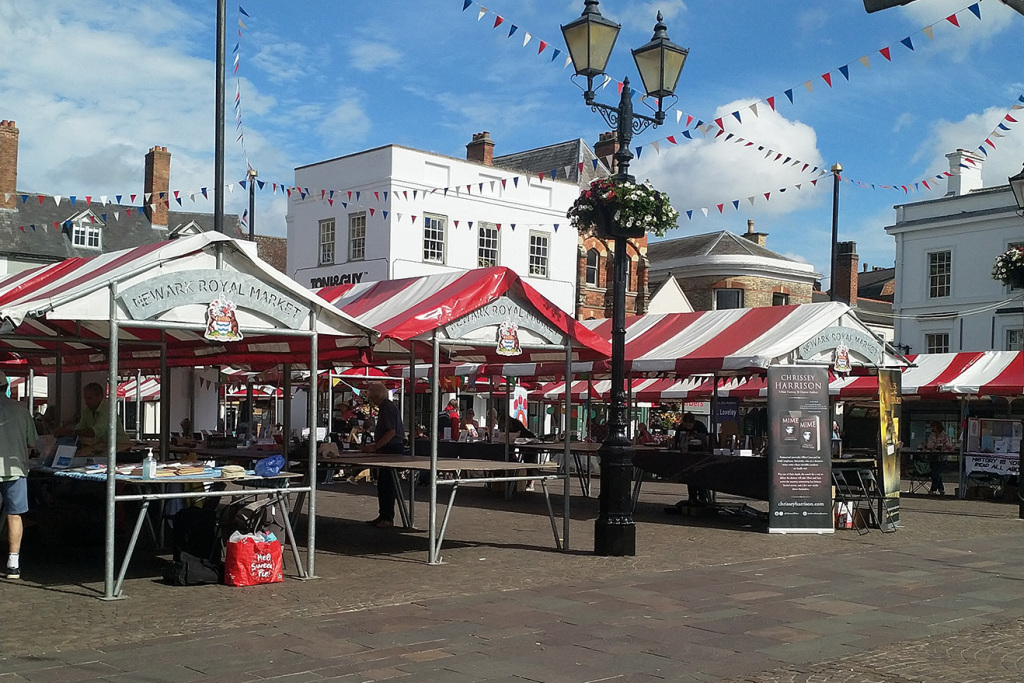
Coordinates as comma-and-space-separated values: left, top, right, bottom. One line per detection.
562, 0, 688, 556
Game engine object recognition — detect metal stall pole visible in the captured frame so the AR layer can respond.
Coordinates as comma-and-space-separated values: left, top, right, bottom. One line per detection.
245, 381, 254, 444
103, 286, 122, 600
563, 341, 573, 549
135, 369, 142, 439
27, 368, 34, 411
408, 342, 417, 528
326, 368, 333, 435
282, 364, 292, 458
54, 342, 63, 427
428, 332, 441, 564
159, 333, 170, 461
306, 314, 319, 578
188, 368, 196, 440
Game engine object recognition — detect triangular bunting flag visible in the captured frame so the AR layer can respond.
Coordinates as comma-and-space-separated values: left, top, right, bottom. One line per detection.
477, 7, 487, 21
821, 72, 832, 87
858, 55, 871, 69
731, 111, 742, 123
838, 64, 850, 80
493, 15, 503, 28
766, 96, 776, 111
784, 89, 794, 104
803, 80, 813, 93
749, 103, 758, 117
701, 208, 709, 217
879, 46, 891, 61
900, 36, 914, 51
946, 14, 960, 27
923, 25, 935, 41
967, 3, 981, 20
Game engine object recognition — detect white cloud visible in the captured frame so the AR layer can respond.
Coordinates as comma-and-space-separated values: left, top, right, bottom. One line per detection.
347, 40, 403, 73
0, 0, 295, 236
892, 112, 916, 133
250, 37, 312, 83
633, 99, 828, 219
916, 102, 1024, 187
318, 97, 373, 148
900, 0, 1018, 60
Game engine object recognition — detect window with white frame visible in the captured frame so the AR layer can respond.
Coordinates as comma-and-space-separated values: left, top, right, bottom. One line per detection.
477, 223, 499, 267
348, 212, 366, 261
529, 231, 549, 277
1007, 328, 1024, 351
928, 250, 951, 298
585, 249, 599, 285
772, 292, 790, 306
318, 218, 335, 265
423, 214, 446, 263
71, 219, 102, 249
926, 332, 950, 354
714, 288, 743, 310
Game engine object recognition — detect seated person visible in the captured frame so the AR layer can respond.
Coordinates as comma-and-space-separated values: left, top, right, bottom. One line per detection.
462, 409, 479, 438
56, 382, 130, 456
634, 422, 658, 446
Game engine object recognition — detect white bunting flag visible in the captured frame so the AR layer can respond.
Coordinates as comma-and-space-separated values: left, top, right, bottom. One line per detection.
53, 195, 62, 206
477, 7, 487, 21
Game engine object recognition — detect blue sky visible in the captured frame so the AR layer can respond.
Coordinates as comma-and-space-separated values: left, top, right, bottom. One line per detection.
2, 0, 1023, 287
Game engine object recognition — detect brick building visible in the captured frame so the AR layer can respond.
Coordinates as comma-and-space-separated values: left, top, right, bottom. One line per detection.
647, 220, 819, 311
573, 132, 649, 320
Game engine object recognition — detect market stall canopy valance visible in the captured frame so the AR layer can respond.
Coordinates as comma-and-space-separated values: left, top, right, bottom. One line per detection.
0, 233, 376, 369
581, 301, 904, 375
318, 267, 610, 363
938, 351, 1024, 395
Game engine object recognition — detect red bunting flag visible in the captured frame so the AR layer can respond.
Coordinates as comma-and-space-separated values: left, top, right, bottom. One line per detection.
496, 223, 502, 231
879, 46, 891, 61
666, 136, 677, 144
946, 14, 960, 27
374, 191, 380, 201
538, 40, 547, 54
686, 114, 693, 127
764, 192, 771, 201
714, 117, 724, 131
369, 208, 375, 216
767, 96, 776, 111
493, 15, 504, 28
821, 73, 832, 87
716, 203, 724, 213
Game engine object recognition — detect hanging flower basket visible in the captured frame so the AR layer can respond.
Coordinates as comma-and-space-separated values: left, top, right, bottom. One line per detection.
568, 177, 679, 239
992, 246, 1024, 288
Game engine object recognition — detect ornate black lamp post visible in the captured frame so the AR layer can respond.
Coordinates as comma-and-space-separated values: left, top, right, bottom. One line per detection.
562, 0, 688, 555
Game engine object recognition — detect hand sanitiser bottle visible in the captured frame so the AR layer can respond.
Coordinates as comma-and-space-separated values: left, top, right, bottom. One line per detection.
142, 449, 157, 480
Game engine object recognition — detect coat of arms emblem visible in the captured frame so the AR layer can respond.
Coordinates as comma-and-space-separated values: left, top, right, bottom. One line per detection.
205, 297, 243, 342
833, 341, 851, 373
495, 319, 522, 357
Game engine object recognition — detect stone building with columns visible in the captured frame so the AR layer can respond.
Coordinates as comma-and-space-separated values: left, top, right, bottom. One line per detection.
646, 219, 820, 311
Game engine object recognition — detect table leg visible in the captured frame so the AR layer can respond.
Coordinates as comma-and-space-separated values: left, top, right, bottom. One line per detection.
276, 491, 307, 579
408, 470, 416, 528
630, 466, 644, 513
540, 479, 562, 551
573, 452, 590, 497
430, 483, 459, 565
113, 500, 150, 598
392, 469, 411, 528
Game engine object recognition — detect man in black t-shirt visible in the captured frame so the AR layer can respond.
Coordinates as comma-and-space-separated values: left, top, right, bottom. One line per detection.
362, 382, 406, 528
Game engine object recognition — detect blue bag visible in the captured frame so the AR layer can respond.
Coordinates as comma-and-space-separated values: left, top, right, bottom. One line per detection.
254, 454, 285, 478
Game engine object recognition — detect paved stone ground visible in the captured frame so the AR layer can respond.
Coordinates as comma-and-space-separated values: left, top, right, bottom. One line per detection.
1, 478, 1022, 681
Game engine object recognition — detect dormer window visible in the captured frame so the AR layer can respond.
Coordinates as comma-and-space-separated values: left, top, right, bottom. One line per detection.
68, 211, 103, 249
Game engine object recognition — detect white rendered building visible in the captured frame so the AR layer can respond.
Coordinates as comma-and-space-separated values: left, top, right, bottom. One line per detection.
886, 149, 1024, 354
286, 135, 602, 314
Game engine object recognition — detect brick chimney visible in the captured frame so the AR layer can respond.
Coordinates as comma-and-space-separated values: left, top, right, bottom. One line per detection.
466, 132, 495, 166
741, 218, 768, 247
944, 148, 984, 197
594, 131, 618, 174
144, 146, 171, 227
834, 241, 858, 306
0, 120, 18, 209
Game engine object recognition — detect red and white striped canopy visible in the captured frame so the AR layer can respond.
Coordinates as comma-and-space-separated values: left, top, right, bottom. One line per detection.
939, 351, 1024, 395
317, 267, 610, 364
117, 376, 161, 400
0, 233, 375, 371
580, 302, 903, 375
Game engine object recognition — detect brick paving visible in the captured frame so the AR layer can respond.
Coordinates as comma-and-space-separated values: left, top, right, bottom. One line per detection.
1, 479, 1023, 681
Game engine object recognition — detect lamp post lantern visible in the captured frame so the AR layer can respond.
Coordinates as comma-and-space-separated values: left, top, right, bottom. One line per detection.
1009, 164, 1024, 213
562, 1, 687, 556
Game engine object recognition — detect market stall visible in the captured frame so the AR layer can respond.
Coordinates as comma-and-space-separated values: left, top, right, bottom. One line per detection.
0, 232, 376, 598
317, 266, 611, 563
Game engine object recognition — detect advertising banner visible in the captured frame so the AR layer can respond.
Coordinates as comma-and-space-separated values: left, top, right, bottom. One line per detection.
767, 367, 834, 534
877, 369, 901, 529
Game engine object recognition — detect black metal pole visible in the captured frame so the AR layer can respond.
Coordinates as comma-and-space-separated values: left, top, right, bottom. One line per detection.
248, 170, 256, 241
829, 163, 841, 301
214, 0, 226, 233
594, 78, 637, 556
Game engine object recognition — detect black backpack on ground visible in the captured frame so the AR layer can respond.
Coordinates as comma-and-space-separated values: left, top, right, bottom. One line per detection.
164, 494, 224, 586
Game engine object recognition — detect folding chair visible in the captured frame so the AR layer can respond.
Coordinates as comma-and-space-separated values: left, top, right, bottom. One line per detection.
832, 469, 870, 535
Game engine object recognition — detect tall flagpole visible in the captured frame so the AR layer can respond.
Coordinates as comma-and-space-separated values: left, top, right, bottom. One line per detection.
214, 0, 226, 233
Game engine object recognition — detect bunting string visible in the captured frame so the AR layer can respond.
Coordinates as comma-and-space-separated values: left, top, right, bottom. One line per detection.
235, 5, 252, 171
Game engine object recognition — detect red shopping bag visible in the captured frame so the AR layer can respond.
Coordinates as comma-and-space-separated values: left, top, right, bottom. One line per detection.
224, 535, 284, 586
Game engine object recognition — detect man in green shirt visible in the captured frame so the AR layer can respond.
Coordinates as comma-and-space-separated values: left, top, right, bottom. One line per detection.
0, 371, 39, 580
59, 383, 130, 455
